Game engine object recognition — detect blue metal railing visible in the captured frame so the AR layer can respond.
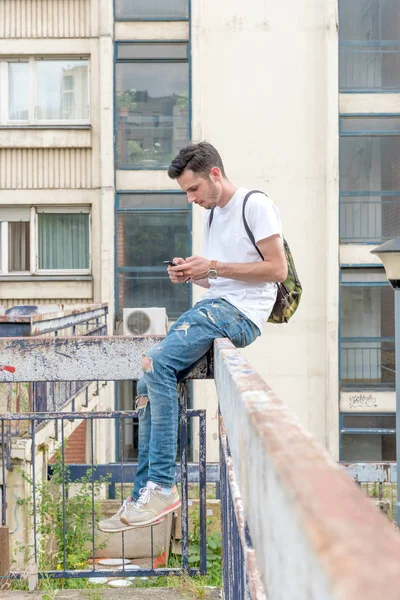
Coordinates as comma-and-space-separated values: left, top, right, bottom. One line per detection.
0, 385, 212, 581
341, 341, 395, 388
340, 198, 400, 243
340, 44, 400, 92
219, 418, 257, 600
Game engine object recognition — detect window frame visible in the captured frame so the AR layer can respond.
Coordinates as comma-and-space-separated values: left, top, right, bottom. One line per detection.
0, 206, 91, 276
339, 268, 395, 391
114, 41, 190, 171
0, 57, 91, 126
339, 114, 400, 245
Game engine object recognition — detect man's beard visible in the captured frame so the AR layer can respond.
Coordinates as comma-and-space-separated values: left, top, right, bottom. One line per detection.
208, 183, 220, 208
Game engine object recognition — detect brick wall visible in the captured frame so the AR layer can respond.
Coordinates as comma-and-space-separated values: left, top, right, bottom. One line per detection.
64, 421, 87, 464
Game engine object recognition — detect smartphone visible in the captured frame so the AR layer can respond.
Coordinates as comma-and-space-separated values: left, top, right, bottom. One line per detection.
163, 260, 177, 267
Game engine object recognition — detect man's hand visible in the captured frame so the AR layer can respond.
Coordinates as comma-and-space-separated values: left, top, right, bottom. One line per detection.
178, 255, 210, 281
168, 257, 190, 284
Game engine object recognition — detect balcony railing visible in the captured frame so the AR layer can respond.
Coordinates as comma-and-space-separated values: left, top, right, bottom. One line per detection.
341, 339, 395, 389
340, 43, 400, 92
340, 197, 400, 244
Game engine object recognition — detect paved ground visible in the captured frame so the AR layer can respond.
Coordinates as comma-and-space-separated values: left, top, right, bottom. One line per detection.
0, 588, 221, 599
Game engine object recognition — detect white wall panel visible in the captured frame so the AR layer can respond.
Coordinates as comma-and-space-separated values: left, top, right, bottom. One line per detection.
0, 0, 91, 38
0, 149, 92, 189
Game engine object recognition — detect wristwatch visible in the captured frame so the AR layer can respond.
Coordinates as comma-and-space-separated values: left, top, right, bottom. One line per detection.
207, 260, 218, 279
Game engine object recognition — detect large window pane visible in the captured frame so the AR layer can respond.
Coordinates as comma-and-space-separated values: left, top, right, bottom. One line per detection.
341, 433, 395, 461
36, 60, 89, 121
116, 61, 189, 168
117, 212, 189, 268
8, 222, 30, 271
339, 0, 400, 91
341, 416, 396, 462
340, 284, 395, 388
38, 213, 89, 270
8, 62, 29, 120
118, 271, 190, 320
116, 210, 191, 319
340, 136, 400, 192
340, 130, 400, 242
115, 0, 188, 20
340, 0, 400, 42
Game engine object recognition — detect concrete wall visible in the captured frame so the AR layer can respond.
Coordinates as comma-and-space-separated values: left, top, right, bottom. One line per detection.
191, 0, 339, 456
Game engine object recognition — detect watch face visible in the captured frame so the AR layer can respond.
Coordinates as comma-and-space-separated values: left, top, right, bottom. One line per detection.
208, 269, 218, 279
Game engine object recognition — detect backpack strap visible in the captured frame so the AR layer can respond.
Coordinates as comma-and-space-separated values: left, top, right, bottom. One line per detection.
208, 189, 266, 261
243, 190, 266, 260
208, 207, 215, 228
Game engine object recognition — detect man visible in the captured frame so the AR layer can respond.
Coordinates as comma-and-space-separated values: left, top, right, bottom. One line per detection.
99, 141, 287, 533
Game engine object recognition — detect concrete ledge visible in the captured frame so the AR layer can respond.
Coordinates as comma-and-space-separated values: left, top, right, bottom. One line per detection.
0, 337, 213, 382
214, 338, 400, 600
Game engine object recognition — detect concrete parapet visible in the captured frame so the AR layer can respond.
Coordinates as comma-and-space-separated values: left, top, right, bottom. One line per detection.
214, 338, 400, 600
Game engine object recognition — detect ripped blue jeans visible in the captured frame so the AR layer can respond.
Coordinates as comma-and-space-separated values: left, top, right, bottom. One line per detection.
132, 298, 260, 500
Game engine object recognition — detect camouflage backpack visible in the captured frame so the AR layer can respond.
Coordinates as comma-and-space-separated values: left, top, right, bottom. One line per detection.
209, 190, 302, 324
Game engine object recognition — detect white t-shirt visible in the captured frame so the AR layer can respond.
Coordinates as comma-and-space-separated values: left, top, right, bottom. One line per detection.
198, 187, 283, 332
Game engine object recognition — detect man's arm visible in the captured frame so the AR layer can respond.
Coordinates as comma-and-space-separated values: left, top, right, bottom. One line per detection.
174, 234, 288, 283
190, 278, 211, 289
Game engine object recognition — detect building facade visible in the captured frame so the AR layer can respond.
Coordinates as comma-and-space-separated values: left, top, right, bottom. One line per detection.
0, 0, 397, 462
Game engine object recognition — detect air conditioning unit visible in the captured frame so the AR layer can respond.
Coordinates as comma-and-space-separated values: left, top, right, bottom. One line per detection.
122, 308, 168, 336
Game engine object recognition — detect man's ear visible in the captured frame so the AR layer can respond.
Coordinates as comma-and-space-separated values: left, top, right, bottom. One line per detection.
210, 167, 221, 181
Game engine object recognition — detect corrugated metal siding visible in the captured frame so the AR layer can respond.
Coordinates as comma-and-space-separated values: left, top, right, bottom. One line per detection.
0, 298, 93, 309
0, 0, 91, 38
0, 149, 92, 189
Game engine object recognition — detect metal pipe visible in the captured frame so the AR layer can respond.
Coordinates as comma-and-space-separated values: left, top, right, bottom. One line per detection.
395, 289, 400, 526
31, 419, 38, 566
1, 421, 6, 526
90, 418, 95, 571
199, 410, 207, 575
61, 421, 67, 572
179, 383, 189, 571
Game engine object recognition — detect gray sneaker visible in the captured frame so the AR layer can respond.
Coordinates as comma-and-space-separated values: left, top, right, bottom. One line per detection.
98, 497, 135, 533
120, 482, 180, 529
98, 496, 165, 533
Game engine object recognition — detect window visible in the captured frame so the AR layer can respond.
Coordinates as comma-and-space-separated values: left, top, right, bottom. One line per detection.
115, 43, 189, 169
0, 58, 89, 124
339, 0, 400, 91
340, 116, 400, 243
116, 193, 191, 320
340, 414, 396, 461
0, 207, 90, 275
115, 0, 189, 20
340, 269, 395, 389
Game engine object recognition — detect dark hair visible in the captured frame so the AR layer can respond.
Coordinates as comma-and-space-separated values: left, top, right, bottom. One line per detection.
168, 141, 226, 179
